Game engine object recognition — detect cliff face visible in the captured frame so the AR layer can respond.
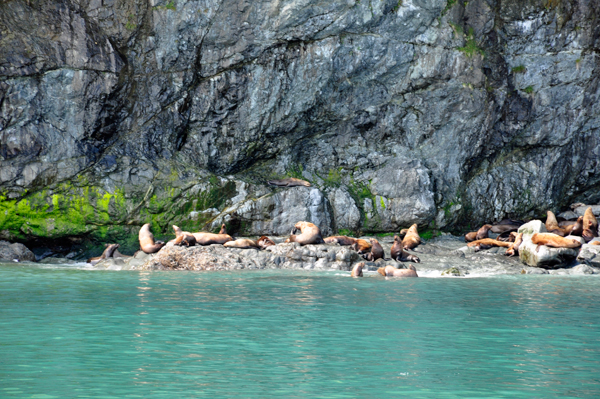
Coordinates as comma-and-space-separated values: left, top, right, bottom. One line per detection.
1, 0, 599, 247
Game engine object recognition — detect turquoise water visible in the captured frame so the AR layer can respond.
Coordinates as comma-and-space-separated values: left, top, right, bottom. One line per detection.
1, 263, 600, 398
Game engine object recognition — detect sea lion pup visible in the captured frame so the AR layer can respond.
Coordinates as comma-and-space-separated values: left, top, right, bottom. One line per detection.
377, 265, 418, 278
257, 236, 276, 249
467, 238, 511, 252
192, 232, 233, 245
350, 239, 372, 254
285, 221, 324, 245
402, 224, 423, 251
545, 211, 567, 236
583, 207, 598, 233
363, 238, 384, 261
171, 225, 197, 246
391, 235, 420, 263
324, 236, 357, 246
267, 177, 311, 187
139, 223, 165, 254
218, 223, 227, 235
351, 262, 364, 277
505, 233, 523, 257
531, 233, 582, 250
87, 243, 120, 265
224, 238, 260, 249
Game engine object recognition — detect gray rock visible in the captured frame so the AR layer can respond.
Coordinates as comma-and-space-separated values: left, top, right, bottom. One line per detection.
577, 244, 600, 268
519, 238, 579, 269
0, 241, 35, 262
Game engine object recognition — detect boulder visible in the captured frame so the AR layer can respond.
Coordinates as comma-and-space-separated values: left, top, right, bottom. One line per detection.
0, 241, 36, 262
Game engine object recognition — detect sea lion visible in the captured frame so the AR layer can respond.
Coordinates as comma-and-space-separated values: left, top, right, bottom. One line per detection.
170, 225, 197, 246
490, 224, 519, 234
350, 239, 372, 254
224, 238, 259, 249
589, 241, 600, 246
583, 207, 598, 233
267, 178, 311, 187
377, 265, 418, 278
363, 238, 384, 261
139, 223, 165, 254
402, 224, 423, 251
399, 228, 409, 239
87, 243, 120, 265
218, 223, 227, 235
564, 216, 584, 236
390, 235, 420, 263
497, 231, 517, 242
465, 224, 492, 242
582, 224, 597, 243
324, 236, 357, 246
285, 221, 324, 245
112, 248, 131, 259
351, 262, 364, 277
505, 233, 523, 257
531, 233, 582, 250
545, 211, 566, 236
192, 232, 234, 245
257, 236, 276, 249
467, 238, 511, 252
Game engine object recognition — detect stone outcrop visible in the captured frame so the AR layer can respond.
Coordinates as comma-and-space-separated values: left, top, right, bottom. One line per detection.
0, 240, 35, 262
1, 0, 600, 247
518, 220, 582, 268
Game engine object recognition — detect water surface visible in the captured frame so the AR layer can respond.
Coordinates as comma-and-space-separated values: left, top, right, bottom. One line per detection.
1, 262, 600, 398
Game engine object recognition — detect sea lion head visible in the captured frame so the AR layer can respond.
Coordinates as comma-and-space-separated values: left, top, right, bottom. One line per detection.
377, 267, 386, 276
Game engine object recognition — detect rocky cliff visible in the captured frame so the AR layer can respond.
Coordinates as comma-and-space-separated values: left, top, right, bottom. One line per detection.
1, 0, 599, 252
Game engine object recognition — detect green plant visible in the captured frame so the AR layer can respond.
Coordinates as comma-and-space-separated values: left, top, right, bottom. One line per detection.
511, 65, 526, 73
442, 0, 457, 15
458, 27, 484, 57
286, 164, 304, 179
523, 86, 534, 94
125, 15, 137, 30
420, 229, 439, 241
448, 21, 463, 35
323, 168, 342, 188
338, 229, 355, 237
393, 0, 403, 12
166, 0, 176, 10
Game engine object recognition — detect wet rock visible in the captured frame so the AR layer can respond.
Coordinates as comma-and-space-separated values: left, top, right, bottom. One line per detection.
0, 241, 35, 262
441, 267, 463, 277
577, 244, 600, 268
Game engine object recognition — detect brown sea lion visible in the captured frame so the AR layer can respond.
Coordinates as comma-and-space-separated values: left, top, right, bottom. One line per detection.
257, 236, 276, 249
285, 221, 324, 245
464, 231, 477, 243
390, 235, 420, 263
559, 220, 576, 228
505, 233, 523, 257
351, 262, 364, 277
589, 241, 600, 246
324, 236, 357, 246
218, 223, 227, 235
564, 216, 584, 236
399, 228, 409, 239
377, 265, 418, 278
402, 224, 423, 251
112, 248, 131, 259
192, 232, 234, 245
582, 225, 597, 243
467, 238, 511, 252
224, 239, 259, 249
490, 225, 519, 234
363, 238, 384, 261
350, 239, 372, 254
268, 178, 311, 187
87, 243, 120, 265
170, 225, 197, 246
531, 233, 582, 250
466, 224, 492, 242
583, 207, 598, 233
545, 211, 567, 236
139, 223, 165, 254
497, 231, 517, 242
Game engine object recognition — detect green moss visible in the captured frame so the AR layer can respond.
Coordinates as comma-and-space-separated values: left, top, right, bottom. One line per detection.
165, 0, 176, 10
380, 197, 386, 209
376, 232, 395, 237
338, 229, 355, 237
523, 86, 534, 94
448, 21, 463, 35
442, 0, 457, 16
512, 65, 526, 73
286, 164, 304, 180
323, 168, 343, 188
458, 27, 484, 57
392, 0, 403, 12
125, 15, 137, 30
420, 229, 439, 241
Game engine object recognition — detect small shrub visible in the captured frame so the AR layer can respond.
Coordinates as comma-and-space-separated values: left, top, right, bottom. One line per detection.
511, 65, 526, 73
523, 86, 534, 94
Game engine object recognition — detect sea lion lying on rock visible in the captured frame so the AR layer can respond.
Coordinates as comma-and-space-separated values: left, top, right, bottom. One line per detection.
377, 265, 418, 278
531, 233, 582, 250
139, 223, 166, 254
267, 178, 311, 187
286, 221, 324, 245
168, 225, 197, 247
505, 233, 523, 257
87, 243, 120, 265
362, 238, 384, 261
465, 224, 492, 243
192, 232, 233, 245
402, 224, 423, 250
324, 236, 357, 246
545, 211, 567, 237
351, 239, 372, 254
351, 262, 364, 277
565, 217, 584, 236
467, 238, 511, 252
391, 235, 419, 263
257, 236, 276, 249
224, 239, 259, 249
